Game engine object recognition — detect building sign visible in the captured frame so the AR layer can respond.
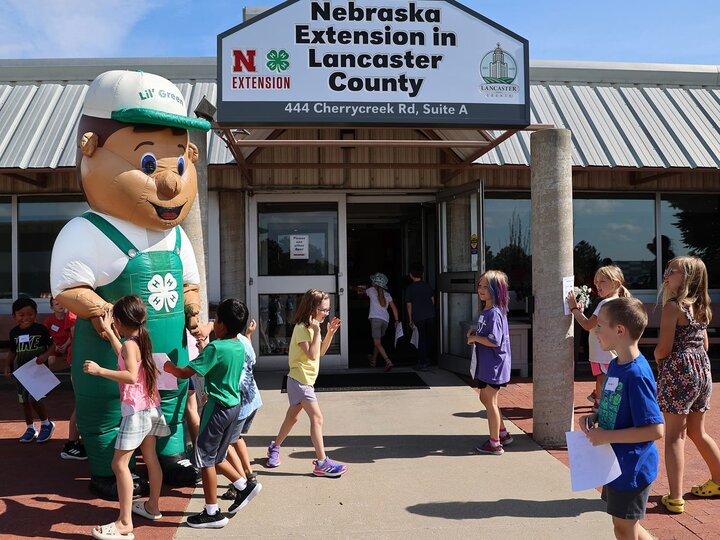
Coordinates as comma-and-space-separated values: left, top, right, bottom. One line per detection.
217, 0, 529, 127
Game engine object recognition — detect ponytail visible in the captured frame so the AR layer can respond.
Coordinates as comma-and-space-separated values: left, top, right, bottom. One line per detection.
376, 286, 387, 308
137, 325, 158, 398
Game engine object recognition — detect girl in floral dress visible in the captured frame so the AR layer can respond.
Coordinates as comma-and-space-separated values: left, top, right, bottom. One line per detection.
655, 256, 720, 514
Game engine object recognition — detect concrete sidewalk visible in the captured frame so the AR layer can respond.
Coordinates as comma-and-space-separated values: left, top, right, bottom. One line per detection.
176, 369, 613, 539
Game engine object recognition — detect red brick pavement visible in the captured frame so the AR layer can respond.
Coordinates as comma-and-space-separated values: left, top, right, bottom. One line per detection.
0, 380, 193, 540
498, 378, 720, 540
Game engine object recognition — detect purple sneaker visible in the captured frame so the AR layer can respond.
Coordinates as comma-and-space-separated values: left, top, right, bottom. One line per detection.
266, 442, 281, 468
312, 457, 348, 477
499, 432, 514, 446
476, 439, 504, 455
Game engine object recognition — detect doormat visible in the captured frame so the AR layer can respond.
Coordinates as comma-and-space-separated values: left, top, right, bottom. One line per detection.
281, 371, 429, 392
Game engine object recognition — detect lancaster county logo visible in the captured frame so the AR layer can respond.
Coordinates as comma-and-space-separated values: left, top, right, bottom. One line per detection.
479, 44, 519, 98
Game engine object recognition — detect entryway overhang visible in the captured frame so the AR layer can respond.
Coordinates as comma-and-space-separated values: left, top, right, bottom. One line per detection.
214, 125, 553, 185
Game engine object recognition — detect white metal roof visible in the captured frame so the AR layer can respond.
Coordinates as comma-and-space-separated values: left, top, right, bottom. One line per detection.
0, 58, 718, 170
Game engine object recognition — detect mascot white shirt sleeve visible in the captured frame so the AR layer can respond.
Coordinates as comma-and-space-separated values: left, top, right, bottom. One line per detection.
50, 210, 200, 297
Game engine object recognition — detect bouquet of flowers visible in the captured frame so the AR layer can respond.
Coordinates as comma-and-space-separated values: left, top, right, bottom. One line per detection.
573, 285, 592, 309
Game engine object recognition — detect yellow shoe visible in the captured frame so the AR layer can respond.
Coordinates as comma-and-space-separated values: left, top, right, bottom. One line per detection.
661, 494, 685, 514
691, 478, 720, 497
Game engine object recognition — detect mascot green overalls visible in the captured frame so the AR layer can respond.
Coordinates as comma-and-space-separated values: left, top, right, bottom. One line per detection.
50, 70, 210, 499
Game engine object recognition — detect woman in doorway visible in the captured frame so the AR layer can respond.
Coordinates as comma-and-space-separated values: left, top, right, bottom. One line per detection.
359, 273, 400, 371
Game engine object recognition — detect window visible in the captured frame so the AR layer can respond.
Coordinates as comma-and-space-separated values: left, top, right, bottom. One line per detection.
572, 194, 655, 290
17, 196, 88, 298
484, 193, 531, 314
0, 197, 10, 299
258, 203, 338, 276
661, 194, 720, 289
257, 292, 340, 356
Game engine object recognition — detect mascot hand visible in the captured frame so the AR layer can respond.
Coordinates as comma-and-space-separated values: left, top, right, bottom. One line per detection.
56, 287, 113, 320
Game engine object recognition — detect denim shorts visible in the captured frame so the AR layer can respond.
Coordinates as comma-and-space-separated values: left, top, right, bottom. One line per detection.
369, 318, 389, 339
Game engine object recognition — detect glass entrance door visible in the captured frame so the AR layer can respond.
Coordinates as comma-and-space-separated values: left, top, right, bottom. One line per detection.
248, 193, 347, 370
436, 182, 484, 373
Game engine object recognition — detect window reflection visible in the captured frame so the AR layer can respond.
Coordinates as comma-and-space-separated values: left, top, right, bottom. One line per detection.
258, 203, 338, 276
258, 293, 340, 356
484, 193, 531, 314
661, 194, 720, 289
18, 196, 88, 298
0, 197, 10, 299
573, 195, 655, 290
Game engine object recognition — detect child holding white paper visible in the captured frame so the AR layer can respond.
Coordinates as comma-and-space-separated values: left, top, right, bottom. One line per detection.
83, 295, 169, 540
5, 296, 56, 443
581, 297, 663, 540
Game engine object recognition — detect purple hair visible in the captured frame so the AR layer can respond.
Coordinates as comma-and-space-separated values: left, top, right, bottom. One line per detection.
480, 270, 510, 314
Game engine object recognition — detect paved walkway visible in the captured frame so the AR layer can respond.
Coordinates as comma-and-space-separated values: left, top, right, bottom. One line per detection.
0, 370, 718, 539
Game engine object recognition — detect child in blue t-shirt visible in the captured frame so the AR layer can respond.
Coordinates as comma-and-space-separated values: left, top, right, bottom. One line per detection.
581, 297, 663, 540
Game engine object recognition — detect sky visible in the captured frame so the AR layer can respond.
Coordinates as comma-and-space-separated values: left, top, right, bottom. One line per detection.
0, 0, 718, 64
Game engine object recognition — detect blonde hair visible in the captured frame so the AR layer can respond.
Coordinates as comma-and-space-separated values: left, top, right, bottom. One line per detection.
661, 256, 712, 324
595, 265, 631, 298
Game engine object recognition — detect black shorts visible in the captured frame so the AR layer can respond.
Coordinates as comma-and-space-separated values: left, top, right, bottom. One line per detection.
194, 399, 242, 468
476, 379, 507, 390
601, 483, 652, 520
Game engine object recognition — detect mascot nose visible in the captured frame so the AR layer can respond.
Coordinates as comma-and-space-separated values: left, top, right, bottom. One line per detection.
154, 170, 181, 199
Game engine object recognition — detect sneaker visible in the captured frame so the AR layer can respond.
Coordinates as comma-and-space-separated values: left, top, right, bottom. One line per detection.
266, 442, 281, 467
19, 426, 37, 443
312, 457, 348, 477
228, 480, 262, 513
186, 509, 228, 529
587, 390, 597, 404
499, 432, 514, 446
476, 439, 504, 455
60, 440, 88, 460
220, 485, 237, 500
37, 421, 56, 443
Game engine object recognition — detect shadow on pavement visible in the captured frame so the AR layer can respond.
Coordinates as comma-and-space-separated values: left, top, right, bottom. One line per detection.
245, 433, 542, 464
407, 497, 605, 519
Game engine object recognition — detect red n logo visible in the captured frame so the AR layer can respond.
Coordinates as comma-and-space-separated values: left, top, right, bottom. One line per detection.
233, 50, 257, 72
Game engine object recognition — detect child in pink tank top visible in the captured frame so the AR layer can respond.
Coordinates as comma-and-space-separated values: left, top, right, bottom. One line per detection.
83, 295, 169, 539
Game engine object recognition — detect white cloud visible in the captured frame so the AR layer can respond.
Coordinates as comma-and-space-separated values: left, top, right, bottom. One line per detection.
607, 222, 642, 233
0, 0, 166, 58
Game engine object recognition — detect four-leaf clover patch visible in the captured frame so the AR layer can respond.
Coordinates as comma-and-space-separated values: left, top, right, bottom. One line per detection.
147, 273, 179, 312
266, 49, 290, 72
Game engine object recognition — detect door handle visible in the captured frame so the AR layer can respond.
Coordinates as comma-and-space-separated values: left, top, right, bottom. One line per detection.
339, 287, 344, 295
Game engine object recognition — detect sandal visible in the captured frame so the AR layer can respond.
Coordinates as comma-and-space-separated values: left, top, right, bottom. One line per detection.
368, 355, 376, 368
661, 494, 685, 514
92, 522, 135, 540
691, 478, 720, 497
384, 361, 394, 372
131, 500, 162, 520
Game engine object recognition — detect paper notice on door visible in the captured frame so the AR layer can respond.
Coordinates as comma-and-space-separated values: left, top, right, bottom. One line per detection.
153, 353, 178, 391
13, 359, 61, 401
562, 275, 575, 315
565, 430, 621, 491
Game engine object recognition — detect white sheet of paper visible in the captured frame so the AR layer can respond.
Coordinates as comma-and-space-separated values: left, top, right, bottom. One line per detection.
394, 323, 404, 346
410, 326, 419, 348
152, 353, 178, 391
565, 430, 621, 491
562, 275, 575, 315
13, 359, 61, 401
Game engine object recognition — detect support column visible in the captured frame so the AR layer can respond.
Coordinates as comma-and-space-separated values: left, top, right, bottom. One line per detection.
530, 128, 574, 446
185, 130, 210, 322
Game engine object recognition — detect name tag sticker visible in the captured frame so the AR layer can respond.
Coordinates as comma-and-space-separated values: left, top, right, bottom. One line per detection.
19, 334, 30, 343
51, 324, 60, 332
605, 377, 619, 392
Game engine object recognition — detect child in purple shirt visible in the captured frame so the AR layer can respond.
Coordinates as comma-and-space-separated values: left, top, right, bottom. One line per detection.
466, 270, 513, 455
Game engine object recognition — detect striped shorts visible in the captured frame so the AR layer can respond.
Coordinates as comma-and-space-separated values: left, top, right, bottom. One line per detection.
115, 406, 170, 451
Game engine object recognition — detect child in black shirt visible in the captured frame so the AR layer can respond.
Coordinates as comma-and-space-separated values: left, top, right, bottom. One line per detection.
4, 297, 56, 443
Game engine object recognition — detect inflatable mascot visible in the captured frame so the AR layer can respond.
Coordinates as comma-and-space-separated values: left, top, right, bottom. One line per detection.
50, 70, 210, 499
